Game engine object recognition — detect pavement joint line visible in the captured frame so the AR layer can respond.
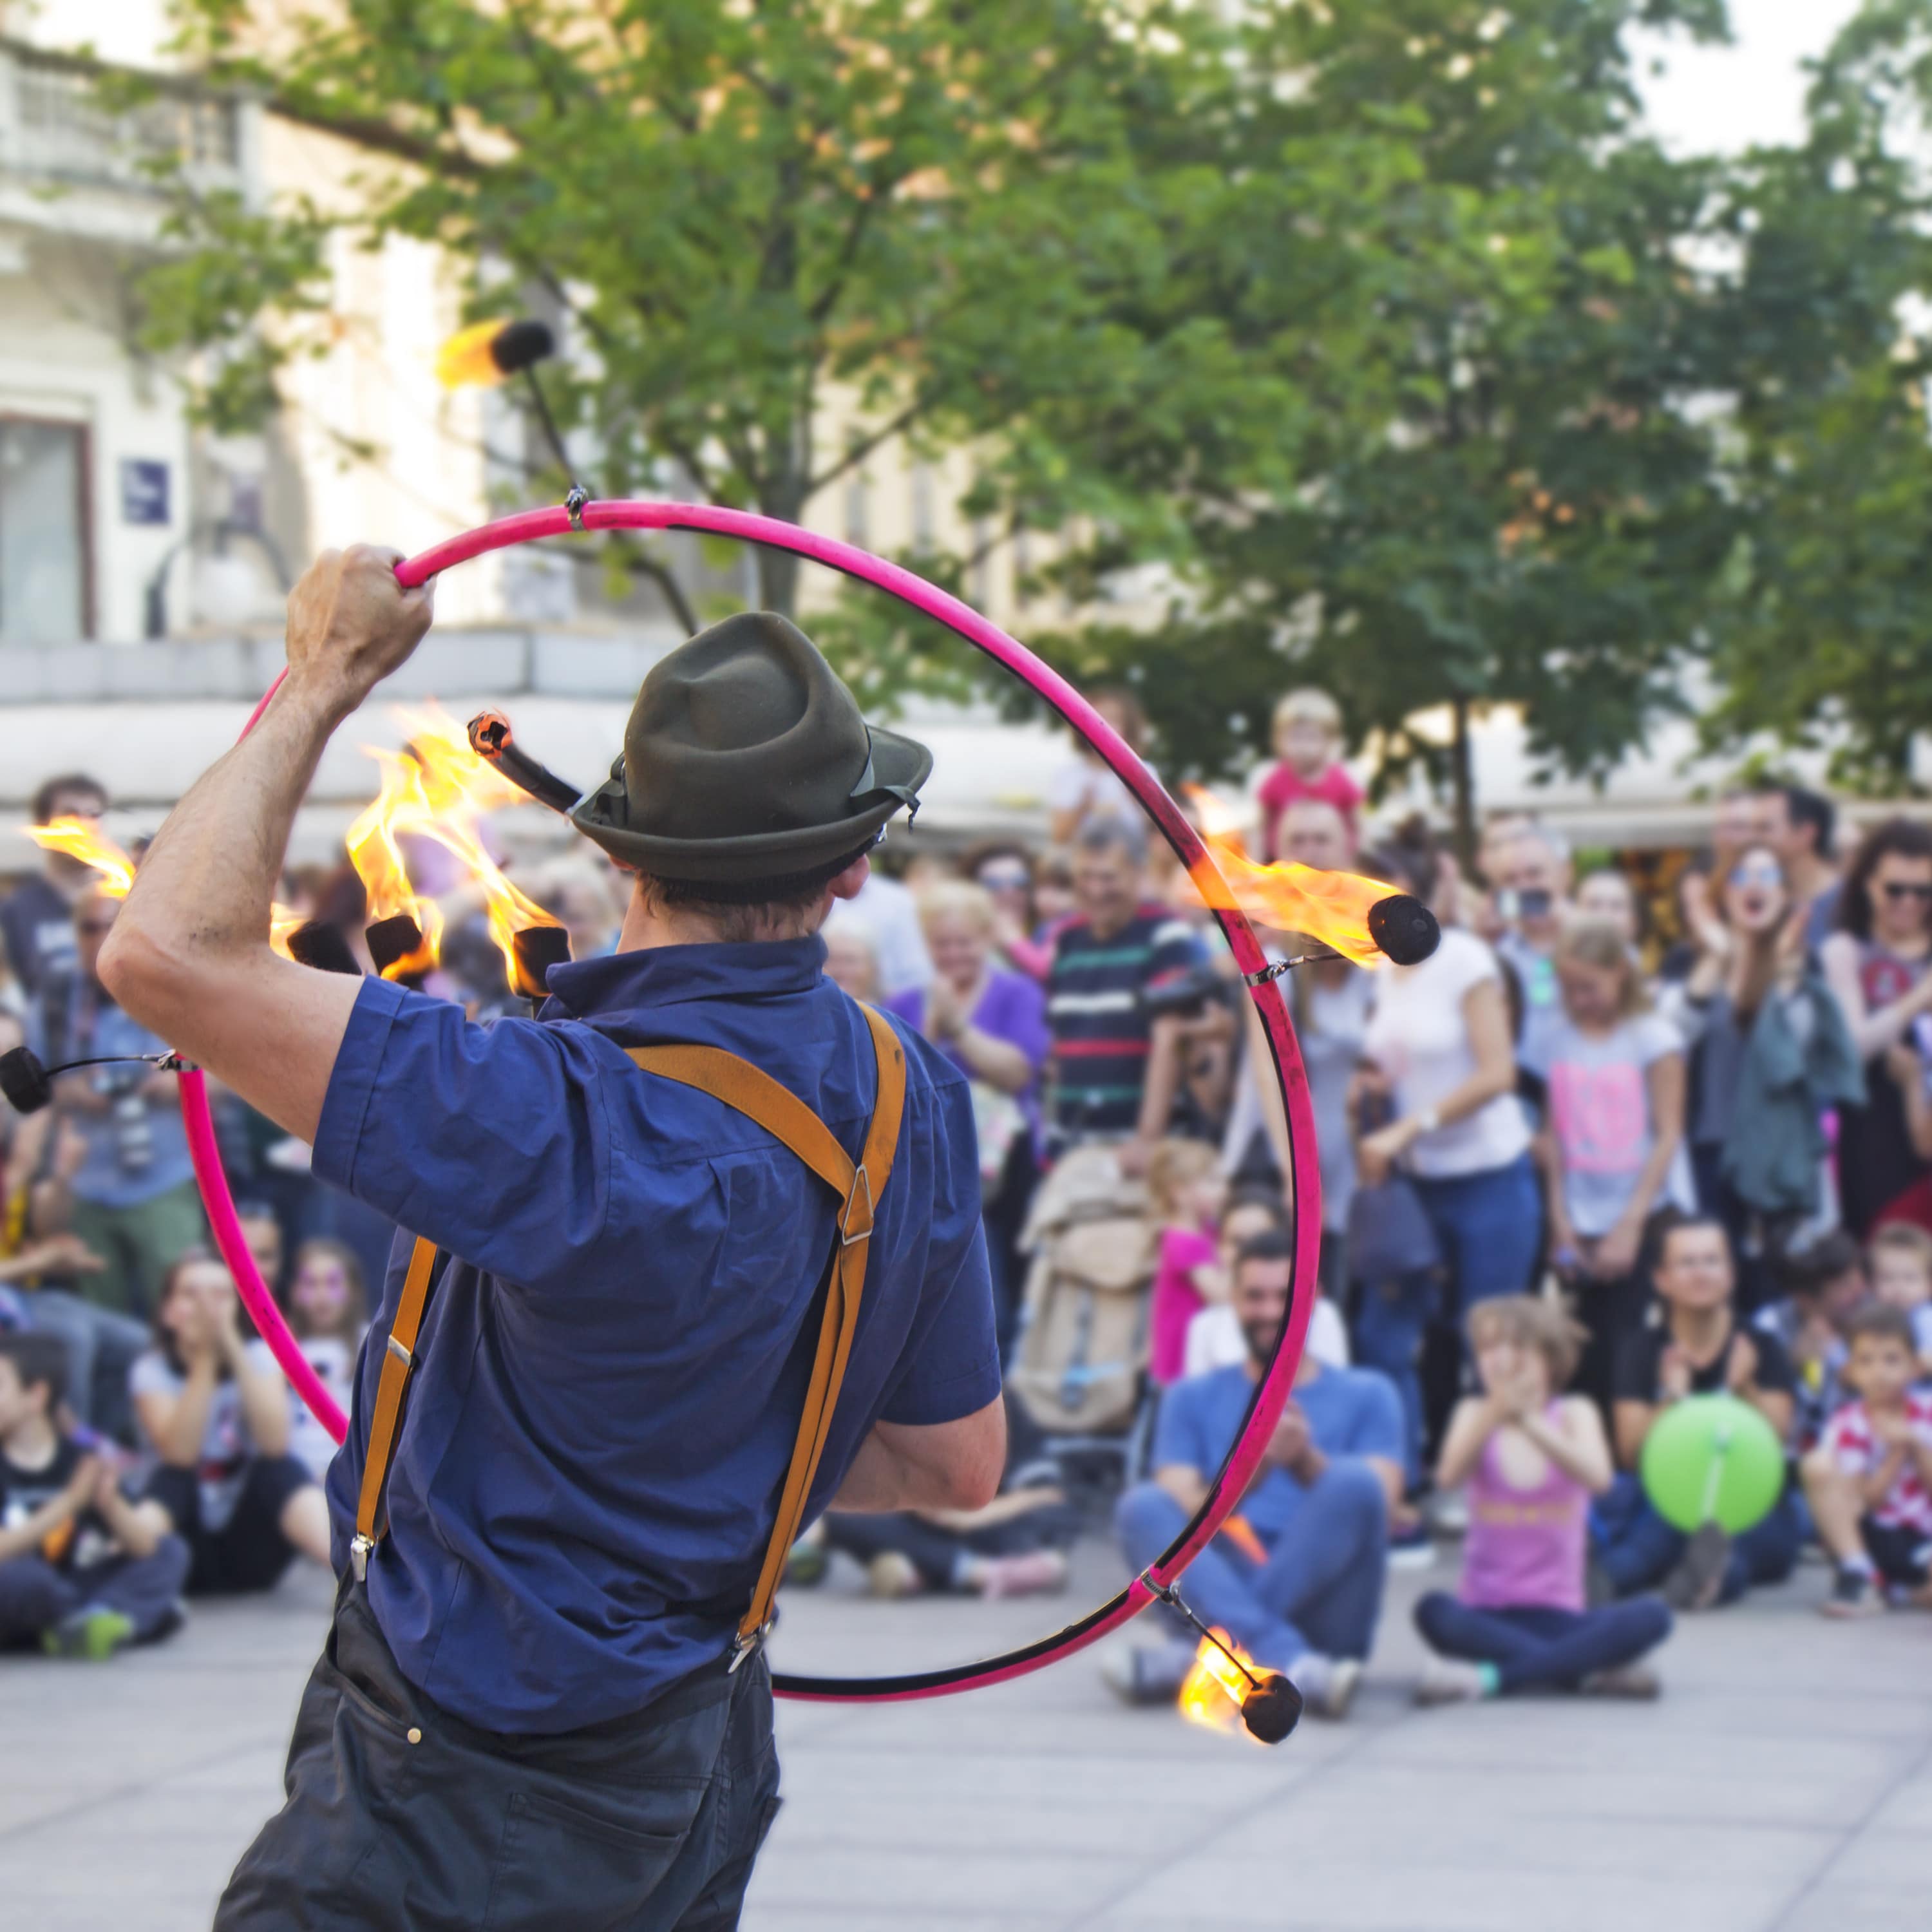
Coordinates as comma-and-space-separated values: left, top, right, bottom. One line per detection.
0, 1733, 289, 1849
1759, 1730, 1932, 1932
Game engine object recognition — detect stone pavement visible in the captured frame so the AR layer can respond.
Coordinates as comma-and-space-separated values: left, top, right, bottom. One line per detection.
0, 1542, 1927, 1931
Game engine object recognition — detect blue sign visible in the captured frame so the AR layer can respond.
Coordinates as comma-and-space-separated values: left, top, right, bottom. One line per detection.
120, 459, 170, 526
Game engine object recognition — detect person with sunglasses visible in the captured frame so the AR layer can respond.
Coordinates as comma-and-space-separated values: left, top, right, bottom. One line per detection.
1660, 845, 1862, 1311
1823, 819, 1932, 1238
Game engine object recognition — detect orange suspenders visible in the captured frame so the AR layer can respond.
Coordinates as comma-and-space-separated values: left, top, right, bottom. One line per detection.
349, 1003, 909, 1667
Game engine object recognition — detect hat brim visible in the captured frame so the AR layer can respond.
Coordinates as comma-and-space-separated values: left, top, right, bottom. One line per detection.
571, 723, 933, 884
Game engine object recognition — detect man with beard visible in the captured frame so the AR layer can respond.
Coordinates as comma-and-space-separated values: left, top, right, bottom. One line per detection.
1107, 1229, 1402, 1719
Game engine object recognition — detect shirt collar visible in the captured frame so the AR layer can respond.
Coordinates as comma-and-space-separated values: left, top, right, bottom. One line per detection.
543, 935, 826, 1018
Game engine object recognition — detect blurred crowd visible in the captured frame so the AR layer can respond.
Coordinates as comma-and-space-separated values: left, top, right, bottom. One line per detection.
3, 682, 1931, 1708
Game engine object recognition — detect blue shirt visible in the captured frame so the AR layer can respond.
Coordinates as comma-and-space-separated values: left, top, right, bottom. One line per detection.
314, 937, 998, 1732
1153, 1361, 1403, 1543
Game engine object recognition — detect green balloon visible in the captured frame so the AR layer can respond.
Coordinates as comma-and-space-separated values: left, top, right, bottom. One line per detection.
1640, 1394, 1785, 1535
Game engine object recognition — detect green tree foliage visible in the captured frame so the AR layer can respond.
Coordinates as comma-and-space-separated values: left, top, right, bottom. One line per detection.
1699, 0, 1932, 791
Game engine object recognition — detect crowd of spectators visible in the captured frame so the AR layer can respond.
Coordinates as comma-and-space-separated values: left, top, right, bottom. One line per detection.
5, 687, 1932, 1709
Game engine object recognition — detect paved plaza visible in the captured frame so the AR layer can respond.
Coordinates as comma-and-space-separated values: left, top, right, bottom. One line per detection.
1, 1540, 1927, 1931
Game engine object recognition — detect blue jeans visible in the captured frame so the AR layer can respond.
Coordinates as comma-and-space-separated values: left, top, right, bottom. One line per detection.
1412, 1153, 1544, 1312
1414, 1591, 1671, 1692
1590, 1472, 1803, 1604
1114, 1461, 1388, 1672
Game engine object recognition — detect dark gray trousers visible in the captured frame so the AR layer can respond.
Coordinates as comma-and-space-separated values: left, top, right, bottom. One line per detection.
216, 1586, 781, 1931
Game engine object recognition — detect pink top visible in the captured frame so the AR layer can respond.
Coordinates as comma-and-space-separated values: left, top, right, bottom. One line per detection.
1257, 761, 1365, 860
1460, 1405, 1588, 1613
1149, 1226, 1217, 1385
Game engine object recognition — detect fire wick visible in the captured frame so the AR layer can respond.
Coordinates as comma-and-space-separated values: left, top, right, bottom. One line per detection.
1136, 1571, 1264, 1692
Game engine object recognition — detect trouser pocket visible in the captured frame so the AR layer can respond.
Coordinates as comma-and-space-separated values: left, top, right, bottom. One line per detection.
483, 1777, 709, 1932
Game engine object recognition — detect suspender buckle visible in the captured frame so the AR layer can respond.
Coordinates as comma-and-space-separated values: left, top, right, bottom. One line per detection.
838, 1165, 875, 1247
350, 1533, 374, 1584
728, 1620, 771, 1674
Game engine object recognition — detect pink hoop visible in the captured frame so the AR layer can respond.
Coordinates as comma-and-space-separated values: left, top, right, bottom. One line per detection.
184, 500, 1323, 1701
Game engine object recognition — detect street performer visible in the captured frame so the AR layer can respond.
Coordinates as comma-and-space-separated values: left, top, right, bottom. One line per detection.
100, 547, 1005, 1929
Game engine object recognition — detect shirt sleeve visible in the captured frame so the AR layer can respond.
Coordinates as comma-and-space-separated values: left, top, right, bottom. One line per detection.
312, 976, 614, 1291
1748, 1327, 1799, 1397
1151, 1377, 1208, 1474
877, 1217, 1003, 1427
1820, 1403, 1866, 1472
1341, 1371, 1405, 1464
1144, 916, 1208, 993
994, 972, 1052, 1074
1610, 1330, 1656, 1405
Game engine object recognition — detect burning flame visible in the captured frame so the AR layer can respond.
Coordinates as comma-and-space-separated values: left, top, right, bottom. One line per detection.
345, 703, 561, 983
26, 818, 137, 896
1178, 1628, 1267, 1742
1182, 785, 1397, 968
26, 820, 302, 960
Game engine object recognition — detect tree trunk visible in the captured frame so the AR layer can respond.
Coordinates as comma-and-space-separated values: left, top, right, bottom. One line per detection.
1450, 697, 1476, 865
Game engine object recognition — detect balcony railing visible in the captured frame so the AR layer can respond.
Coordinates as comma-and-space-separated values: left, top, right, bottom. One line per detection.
0, 41, 244, 199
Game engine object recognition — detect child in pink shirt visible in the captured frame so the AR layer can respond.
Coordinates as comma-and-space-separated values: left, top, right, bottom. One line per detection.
1146, 1140, 1228, 1386
1257, 688, 1364, 862
1412, 1296, 1672, 1702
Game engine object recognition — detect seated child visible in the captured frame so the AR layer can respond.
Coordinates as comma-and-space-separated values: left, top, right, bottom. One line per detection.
1147, 1140, 1229, 1387
1414, 1296, 1672, 1701
132, 1252, 332, 1595
1755, 1230, 1868, 1456
1868, 1222, 1932, 1376
0, 1333, 188, 1657
1256, 688, 1363, 863
1804, 1303, 1932, 1616
283, 1238, 368, 1481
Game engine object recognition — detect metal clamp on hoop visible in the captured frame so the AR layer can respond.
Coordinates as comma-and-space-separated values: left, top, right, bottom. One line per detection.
564, 484, 588, 531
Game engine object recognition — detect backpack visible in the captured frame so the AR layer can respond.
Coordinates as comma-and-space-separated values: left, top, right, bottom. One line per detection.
1008, 1144, 1155, 1435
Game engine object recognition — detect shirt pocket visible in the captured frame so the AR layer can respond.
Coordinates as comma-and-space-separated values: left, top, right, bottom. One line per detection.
482, 1777, 708, 1932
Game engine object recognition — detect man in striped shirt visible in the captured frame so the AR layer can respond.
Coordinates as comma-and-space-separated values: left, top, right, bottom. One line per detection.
1046, 819, 1204, 1171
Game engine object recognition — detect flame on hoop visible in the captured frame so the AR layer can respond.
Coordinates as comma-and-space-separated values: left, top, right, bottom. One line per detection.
1182, 786, 1397, 968
1178, 1628, 1269, 1743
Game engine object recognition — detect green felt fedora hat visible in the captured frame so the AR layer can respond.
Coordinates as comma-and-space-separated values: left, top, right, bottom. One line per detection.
571, 611, 931, 884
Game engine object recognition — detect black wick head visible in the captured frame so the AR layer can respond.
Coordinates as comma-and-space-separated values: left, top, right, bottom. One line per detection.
0, 1046, 53, 1115
1241, 1672, 1302, 1744
1368, 893, 1441, 967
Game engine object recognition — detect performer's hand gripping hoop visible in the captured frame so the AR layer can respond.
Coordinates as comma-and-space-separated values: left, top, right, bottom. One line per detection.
180, 495, 1334, 1723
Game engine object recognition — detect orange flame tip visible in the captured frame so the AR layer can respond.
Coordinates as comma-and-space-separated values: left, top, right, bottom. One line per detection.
435, 319, 510, 391
25, 817, 137, 896
1178, 1628, 1269, 1743
1180, 784, 1396, 968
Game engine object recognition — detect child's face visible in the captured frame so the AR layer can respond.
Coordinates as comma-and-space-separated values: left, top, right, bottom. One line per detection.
1557, 959, 1623, 1028
1180, 1170, 1229, 1229
1276, 717, 1335, 775
1475, 1334, 1548, 1403
1034, 874, 1075, 925
294, 1255, 352, 1334
1847, 1334, 1917, 1408
1871, 1249, 1932, 1311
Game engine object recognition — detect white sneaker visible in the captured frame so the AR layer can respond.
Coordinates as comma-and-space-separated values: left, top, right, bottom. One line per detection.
1289, 1652, 1361, 1720
1414, 1658, 1489, 1706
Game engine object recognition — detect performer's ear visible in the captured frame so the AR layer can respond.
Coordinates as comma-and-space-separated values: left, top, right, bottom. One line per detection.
826, 851, 872, 904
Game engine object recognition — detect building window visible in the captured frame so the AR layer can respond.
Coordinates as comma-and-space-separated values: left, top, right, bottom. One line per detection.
844, 472, 869, 548
0, 419, 90, 643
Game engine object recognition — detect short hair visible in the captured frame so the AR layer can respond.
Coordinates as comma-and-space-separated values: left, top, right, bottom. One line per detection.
916, 878, 997, 938
1467, 1294, 1586, 1389
1272, 687, 1342, 735
1510, 819, 1571, 867
1845, 1302, 1917, 1351
1221, 1186, 1288, 1235
1554, 916, 1649, 1019
1774, 1229, 1863, 1302
1781, 784, 1835, 858
1074, 815, 1148, 868
32, 773, 106, 826
1233, 1227, 1295, 1280
1868, 1221, 1932, 1276
1649, 1209, 1730, 1273
232, 1200, 279, 1227
0, 1331, 70, 1410
288, 1237, 369, 1336
636, 839, 875, 943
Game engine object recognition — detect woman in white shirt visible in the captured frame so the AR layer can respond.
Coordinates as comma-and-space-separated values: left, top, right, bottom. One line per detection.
1352, 837, 1541, 1443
